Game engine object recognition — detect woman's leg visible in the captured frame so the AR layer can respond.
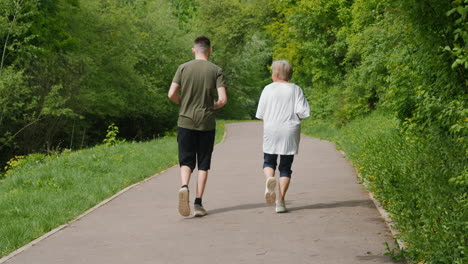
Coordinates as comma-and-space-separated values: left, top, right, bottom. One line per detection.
263, 153, 277, 179
263, 153, 278, 204
263, 167, 275, 178
278, 155, 294, 200
278, 177, 290, 201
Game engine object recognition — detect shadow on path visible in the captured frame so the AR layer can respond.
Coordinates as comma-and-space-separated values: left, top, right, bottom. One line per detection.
207, 199, 374, 215
356, 254, 405, 263
288, 199, 374, 212
208, 203, 269, 215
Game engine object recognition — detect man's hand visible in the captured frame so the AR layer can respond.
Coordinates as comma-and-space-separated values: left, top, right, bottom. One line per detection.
168, 82, 181, 104
214, 87, 227, 109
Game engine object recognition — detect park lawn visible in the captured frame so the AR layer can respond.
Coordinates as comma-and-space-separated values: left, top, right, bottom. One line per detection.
0, 122, 226, 258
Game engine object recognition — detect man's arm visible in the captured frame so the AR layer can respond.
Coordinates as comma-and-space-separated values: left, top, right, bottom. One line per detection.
214, 87, 227, 109
168, 82, 181, 104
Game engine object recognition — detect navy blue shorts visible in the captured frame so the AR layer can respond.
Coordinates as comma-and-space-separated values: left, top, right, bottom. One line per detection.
263, 153, 294, 177
177, 127, 215, 171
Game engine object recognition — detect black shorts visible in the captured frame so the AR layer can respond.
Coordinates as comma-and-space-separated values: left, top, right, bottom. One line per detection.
177, 127, 215, 171
263, 153, 294, 177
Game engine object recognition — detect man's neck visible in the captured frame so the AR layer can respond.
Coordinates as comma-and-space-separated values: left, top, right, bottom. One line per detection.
195, 53, 209, 61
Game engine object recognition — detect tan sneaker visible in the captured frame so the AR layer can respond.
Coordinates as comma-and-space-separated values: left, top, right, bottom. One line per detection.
265, 177, 276, 204
276, 200, 287, 213
178, 187, 190, 216
193, 204, 207, 217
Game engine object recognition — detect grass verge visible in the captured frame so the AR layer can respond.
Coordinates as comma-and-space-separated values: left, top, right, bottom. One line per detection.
0, 121, 226, 258
303, 112, 467, 264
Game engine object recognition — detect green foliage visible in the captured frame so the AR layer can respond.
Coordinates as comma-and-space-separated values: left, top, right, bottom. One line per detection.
449, 169, 468, 187
103, 123, 122, 146
3, 155, 26, 176
0, 0, 38, 71
0, 66, 38, 160
218, 32, 272, 119
0, 0, 193, 169
267, 0, 466, 137
3, 153, 47, 178
445, 0, 468, 69
266, 0, 354, 122
171, 0, 199, 30
40, 84, 75, 118
384, 241, 405, 261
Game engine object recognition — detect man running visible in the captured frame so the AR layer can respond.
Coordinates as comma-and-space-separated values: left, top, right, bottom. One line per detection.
168, 36, 227, 217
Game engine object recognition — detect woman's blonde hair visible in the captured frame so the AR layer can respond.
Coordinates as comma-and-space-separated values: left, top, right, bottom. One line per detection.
271, 60, 293, 81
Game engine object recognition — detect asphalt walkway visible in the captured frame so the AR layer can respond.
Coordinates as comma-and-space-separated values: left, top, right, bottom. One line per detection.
5, 122, 399, 264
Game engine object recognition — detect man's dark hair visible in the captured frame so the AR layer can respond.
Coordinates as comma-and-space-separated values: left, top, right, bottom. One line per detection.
194, 36, 211, 52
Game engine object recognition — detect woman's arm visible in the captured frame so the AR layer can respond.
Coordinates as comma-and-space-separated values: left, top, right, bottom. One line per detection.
255, 90, 266, 120
295, 85, 310, 119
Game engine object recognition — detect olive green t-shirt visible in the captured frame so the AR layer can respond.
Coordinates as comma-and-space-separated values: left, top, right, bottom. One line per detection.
172, 60, 226, 131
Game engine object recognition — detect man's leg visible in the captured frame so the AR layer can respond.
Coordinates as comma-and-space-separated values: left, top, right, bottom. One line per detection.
178, 127, 196, 186
196, 170, 208, 199
193, 169, 209, 217
180, 165, 192, 186
195, 129, 215, 200
193, 129, 215, 216
177, 127, 196, 216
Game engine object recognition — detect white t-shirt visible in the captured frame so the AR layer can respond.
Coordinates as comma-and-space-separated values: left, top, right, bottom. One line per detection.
255, 82, 310, 155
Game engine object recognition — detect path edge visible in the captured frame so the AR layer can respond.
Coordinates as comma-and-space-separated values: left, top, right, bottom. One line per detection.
304, 135, 407, 253
300, 133, 407, 252
337, 149, 406, 251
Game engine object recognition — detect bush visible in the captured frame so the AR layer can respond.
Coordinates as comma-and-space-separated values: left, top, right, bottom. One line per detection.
4, 154, 48, 176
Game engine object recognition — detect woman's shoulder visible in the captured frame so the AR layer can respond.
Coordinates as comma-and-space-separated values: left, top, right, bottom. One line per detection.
288, 83, 301, 88
264, 82, 295, 88
290, 83, 305, 93
262, 83, 277, 92
264, 82, 277, 88
262, 83, 298, 96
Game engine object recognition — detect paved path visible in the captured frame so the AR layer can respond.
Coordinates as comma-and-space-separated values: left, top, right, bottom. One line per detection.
5, 122, 399, 264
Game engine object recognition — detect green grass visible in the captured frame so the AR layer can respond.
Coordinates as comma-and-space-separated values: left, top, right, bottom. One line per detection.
302, 113, 467, 263
0, 122, 226, 257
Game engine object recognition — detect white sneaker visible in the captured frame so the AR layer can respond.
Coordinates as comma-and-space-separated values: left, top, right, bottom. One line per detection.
276, 200, 287, 213
193, 204, 207, 217
178, 187, 190, 217
265, 177, 276, 204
